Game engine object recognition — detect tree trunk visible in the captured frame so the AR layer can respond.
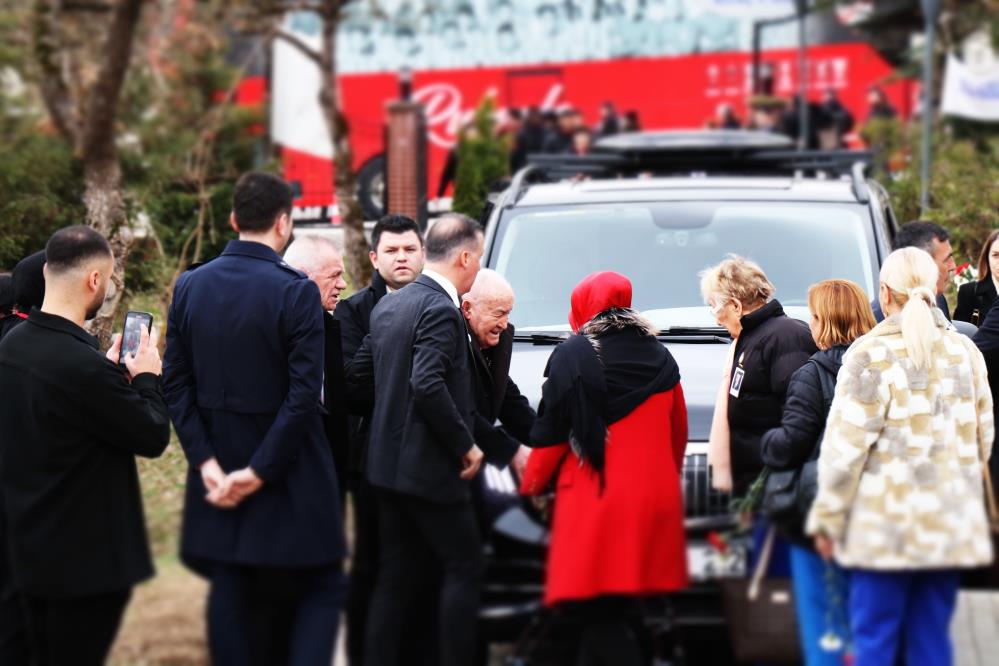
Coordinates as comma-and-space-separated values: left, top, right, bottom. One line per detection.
79, 0, 145, 344
83, 157, 132, 346
320, 1, 372, 290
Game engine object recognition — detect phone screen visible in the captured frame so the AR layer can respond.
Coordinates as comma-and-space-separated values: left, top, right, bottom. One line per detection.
119, 311, 154, 367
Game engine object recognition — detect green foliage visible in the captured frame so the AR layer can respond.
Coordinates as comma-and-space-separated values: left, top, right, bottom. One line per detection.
0, 93, 86, 269
452, 96, 509, 220
867, 117, 999, 286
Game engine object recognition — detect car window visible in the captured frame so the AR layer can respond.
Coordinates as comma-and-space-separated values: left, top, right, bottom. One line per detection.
490, 201, 877, 332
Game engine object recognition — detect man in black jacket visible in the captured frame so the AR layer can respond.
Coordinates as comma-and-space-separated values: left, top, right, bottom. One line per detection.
460, 268, 534, 472
873, 221, 955, 321
0, 226, 170, 665
334, 213, 424, 665
348, 213, 488, 666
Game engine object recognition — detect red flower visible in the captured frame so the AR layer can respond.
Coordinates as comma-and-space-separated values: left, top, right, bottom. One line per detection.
956, 262, 971, 275
707, 531, 729, 554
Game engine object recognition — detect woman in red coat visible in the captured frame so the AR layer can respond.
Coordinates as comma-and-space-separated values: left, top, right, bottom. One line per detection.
520, 271, 689, 665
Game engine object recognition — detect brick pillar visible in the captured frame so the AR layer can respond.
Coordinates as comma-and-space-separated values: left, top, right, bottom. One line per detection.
385, 101, 428, 229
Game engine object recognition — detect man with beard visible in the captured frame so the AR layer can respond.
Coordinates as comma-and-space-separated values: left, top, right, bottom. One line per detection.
0, 226, 170, 665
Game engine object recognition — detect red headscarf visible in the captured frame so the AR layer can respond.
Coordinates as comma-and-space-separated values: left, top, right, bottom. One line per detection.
569, 271, 633, 332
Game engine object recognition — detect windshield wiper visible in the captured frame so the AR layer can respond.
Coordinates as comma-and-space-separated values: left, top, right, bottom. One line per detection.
512, 333, 567, 345
657, 327, 731, 343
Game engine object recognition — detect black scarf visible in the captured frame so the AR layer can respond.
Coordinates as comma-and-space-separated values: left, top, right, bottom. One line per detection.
529, 316, 681, 475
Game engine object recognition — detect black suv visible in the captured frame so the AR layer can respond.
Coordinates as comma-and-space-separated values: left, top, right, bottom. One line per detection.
472, 131, 902, 663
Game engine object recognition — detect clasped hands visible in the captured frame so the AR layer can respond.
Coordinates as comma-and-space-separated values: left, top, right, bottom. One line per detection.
200, 458, 263, 509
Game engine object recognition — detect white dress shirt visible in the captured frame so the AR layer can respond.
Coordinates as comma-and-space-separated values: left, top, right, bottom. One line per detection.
422, 268, 460, 307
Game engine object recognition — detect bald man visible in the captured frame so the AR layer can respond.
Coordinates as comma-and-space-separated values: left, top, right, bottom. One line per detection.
461, 270, 534, 474
284, 235, 353, 504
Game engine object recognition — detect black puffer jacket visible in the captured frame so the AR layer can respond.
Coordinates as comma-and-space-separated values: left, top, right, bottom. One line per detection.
727, 300, 817, 494
760, 345, 847, 471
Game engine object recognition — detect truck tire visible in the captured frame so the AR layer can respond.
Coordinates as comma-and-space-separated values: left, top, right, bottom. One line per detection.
356, 155, 385, 221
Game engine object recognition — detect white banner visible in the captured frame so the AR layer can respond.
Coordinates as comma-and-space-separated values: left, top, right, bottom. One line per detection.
941, 53, 999, 122
270, 13, 333, 158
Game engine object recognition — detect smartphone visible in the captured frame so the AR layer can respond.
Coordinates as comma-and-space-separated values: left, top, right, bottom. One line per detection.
118, 311, 154, 368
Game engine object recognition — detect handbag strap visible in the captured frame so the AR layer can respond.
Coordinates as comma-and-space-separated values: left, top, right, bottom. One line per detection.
747, 525, 777, 601
805, 359, 837, 463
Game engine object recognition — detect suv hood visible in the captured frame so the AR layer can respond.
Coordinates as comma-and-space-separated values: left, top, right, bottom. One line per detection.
508, 340, 727, 441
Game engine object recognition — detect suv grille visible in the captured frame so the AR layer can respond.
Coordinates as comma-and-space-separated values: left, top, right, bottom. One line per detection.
682, 452, 732, 518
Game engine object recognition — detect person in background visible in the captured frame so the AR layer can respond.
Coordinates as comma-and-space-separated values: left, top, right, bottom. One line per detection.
955, 229, 999, 326
521, 271, 688, 666
461, 269, 534, 476
808, 247, 994, 666
873, 221, 955, 321
595, 101, 620, 137
700, 255, 817, 576
761, 279, 876, 666
0, 251, 46, 663
282, 235, 352, 504
0, 273, 12, 322
620, 110, 641, 132
163, 172, 345, 666
567, 127, 593, 156
712, 103, 741, 130
334, 214, 425, 666
0, 251, 45, 341
543, 108, 582, 154
817, 88, 854, 149
865, 86, 897, 122
517, 106, 547, 157
0, 226, 170, 666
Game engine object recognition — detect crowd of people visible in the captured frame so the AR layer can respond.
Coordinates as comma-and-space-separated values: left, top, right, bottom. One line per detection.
0, 171, 997, 666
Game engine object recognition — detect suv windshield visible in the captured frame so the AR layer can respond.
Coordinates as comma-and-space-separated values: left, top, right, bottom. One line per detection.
490, 201, 878, 333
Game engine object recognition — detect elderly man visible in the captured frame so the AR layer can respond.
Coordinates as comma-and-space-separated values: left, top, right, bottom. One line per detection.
461, 269, 534, 475
283, 235, 352, 502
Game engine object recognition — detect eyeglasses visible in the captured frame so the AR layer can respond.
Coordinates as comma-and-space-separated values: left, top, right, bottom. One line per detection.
709, 299, 729, 316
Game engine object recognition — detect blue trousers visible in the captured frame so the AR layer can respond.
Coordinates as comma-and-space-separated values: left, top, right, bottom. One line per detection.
848, 569, 960, 666
748, 519, 791, 577
789, 545, 850, 666
208, 562, 346, 666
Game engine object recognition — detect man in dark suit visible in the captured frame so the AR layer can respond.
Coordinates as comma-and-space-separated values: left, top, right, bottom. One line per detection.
348, 213, 489, 666
873, 221, 956, 322
0, 226, 170, 665
163, 173, 345, 666
460, 268, 535, 473
333, 213, 425, 666
283, 234, 352, 503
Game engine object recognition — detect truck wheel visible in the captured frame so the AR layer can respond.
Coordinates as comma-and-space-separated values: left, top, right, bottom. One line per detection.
356, 155, 385, 221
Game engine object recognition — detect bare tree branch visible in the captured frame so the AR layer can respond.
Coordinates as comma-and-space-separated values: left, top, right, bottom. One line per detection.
80, 0, 143, 171
273, 28, 320, 64
31, 0, 82, 148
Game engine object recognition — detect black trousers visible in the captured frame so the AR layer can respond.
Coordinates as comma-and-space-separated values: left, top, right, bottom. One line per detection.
566, 597, 646, 666
346, 476, 379, 666
0, 510, 31, 666
22, 589, 131, 666
207, 562, 346, 666
365, 489, 483, 666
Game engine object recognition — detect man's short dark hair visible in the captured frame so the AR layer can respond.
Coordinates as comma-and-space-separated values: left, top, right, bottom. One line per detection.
895, 221, 949, 254
425, 214, 483, 263
44, 226, 112, 275
371, 214, 423, 253
233, 172, 294, 233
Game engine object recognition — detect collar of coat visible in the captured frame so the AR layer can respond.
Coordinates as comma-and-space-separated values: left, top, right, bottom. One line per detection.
871, 307, 950, 338
739, 299, 784, 334
26, 308, 99, 350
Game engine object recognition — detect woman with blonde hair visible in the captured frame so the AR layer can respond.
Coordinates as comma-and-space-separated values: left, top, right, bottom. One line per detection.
807, 247, 995, 666
760, 279, 876, 665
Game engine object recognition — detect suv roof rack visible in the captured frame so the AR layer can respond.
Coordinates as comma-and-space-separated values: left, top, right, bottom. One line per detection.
519, 131, 873, 196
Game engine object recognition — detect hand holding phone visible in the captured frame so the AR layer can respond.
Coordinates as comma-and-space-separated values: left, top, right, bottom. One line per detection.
111, 311, 161, 378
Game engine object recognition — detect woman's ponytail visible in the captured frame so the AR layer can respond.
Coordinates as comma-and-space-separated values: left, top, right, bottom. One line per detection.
880, 248, 941, 370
